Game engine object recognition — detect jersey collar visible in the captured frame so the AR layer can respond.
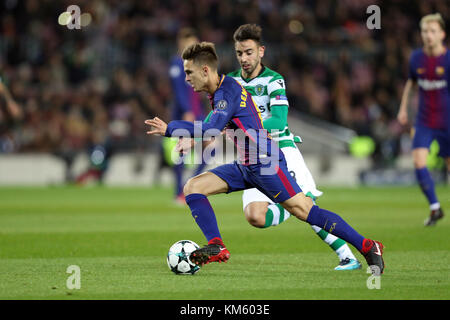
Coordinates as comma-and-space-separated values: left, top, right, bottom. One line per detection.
240, 64, 265, 83
208, 74, 226, 105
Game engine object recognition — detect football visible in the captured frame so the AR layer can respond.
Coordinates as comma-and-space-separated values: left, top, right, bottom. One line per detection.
167, 240, 201, 275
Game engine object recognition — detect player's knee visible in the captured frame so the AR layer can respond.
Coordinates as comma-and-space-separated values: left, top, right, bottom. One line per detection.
244, 203, 268, 228
281, 194, 313, 221
413, 158, 427, 169
412, 150, 428, 168
183, 176, 204, 196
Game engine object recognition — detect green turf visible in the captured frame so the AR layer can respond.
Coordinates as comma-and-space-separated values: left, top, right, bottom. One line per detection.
0, 185, 449, 300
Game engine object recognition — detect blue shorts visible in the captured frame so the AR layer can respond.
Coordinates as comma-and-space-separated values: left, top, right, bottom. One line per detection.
412, 125, 450, 157
209, 156, 302, 203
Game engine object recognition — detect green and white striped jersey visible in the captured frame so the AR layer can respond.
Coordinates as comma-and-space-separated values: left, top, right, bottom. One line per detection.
227, 66, 295, 145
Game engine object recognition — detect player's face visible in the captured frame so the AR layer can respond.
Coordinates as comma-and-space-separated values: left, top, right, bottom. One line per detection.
183, 59, 208, 92
421, 21, 445, 48
235, 40, 265, 78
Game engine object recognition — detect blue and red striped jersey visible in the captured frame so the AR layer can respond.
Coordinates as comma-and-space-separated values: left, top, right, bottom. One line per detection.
166, 75, 278, 164
408, 48, 450, 130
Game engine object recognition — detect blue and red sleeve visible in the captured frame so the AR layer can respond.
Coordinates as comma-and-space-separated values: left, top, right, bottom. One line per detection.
408, 50, 418, 81
165, 89, 236, 137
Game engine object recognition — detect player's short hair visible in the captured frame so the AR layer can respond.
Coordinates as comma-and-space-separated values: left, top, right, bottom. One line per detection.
233, 24, 263, 45
182, 41, 219, 70
420, 13, 446, 31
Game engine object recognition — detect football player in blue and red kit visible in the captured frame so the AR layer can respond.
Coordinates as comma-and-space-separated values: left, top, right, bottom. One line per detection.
146, 42, 385, 274
398, 13, 449, 226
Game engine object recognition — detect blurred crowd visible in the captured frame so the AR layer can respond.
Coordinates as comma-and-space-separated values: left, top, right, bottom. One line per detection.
1, 0, 449, 171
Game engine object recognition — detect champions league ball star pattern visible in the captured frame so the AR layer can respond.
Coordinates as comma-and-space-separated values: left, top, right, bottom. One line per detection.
167, 240, 201, 275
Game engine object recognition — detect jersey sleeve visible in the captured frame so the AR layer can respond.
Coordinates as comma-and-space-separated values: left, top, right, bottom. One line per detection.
268, 75, 289, 107
203, 110, 213, 123
202, 89, 236, 132
166, 89, 235, 137
262, 105, 288, 131
408, 51, 417, 82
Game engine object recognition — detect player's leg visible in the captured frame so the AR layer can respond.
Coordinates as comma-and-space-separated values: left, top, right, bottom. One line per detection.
415, 147, 443, 225
309, 224, 360, 270
424, 131, 450, 225
173, 162, 185, 204
241, 146, 315, 229
279, 193, 384, 274
184, 163, 249, 265
413, 147, 439, 208
242, 188, 289, 228
281, 147, 359, 269
183, 171, 229, 242
254, 159, 384, 274
411, 126, 443, 225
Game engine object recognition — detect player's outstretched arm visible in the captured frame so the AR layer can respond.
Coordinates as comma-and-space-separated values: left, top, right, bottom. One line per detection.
397, 79, 414, 125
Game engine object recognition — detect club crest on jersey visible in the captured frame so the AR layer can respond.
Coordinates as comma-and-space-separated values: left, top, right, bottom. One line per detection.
436, 66, 445, 76
255, 84, 264, 96
416, 68, 425, 74
216, 100, 228, 110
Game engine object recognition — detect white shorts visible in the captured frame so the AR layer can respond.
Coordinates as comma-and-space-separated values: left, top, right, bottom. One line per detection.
242, 145, 323, 210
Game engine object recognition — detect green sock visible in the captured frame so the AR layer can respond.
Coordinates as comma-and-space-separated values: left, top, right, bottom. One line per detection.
311, 225, 356, 261
263, 203, 291, 228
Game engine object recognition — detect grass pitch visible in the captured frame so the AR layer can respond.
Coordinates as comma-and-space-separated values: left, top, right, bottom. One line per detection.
0, 185, 449, 300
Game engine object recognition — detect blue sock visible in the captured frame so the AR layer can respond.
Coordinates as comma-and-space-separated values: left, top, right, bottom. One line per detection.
185, 193, 221, 242
415, 167, 439, 205
306, 205, 365, 252
173, 163, 184, 197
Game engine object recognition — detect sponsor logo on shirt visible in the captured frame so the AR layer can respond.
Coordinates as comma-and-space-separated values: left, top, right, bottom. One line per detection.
418, 79, 447, 90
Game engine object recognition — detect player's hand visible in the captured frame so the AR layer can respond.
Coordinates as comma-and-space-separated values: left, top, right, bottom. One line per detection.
176, 137, 195, 154
145, 117, 168, 136
7, 101, 23, 120
397, 108, 408, 126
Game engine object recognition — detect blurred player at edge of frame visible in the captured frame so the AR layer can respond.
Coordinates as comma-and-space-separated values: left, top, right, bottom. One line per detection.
397, 13, 449, 226
167, 28, 208, 204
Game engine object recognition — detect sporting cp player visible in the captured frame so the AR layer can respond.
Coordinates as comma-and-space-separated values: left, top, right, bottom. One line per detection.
168, 28, 208, 204
226, 24, 360, 270
145, 42, 385, 275
397, 13, 449, 226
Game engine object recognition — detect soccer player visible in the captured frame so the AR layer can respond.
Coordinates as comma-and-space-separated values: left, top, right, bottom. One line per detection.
226, 24, 360, 270
397, 13, 449, 226
145, 42, 385, 275
167, 28, 207, 204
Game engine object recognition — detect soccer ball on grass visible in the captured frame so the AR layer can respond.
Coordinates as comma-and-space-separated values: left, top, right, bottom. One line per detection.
167, 240, 201, 275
